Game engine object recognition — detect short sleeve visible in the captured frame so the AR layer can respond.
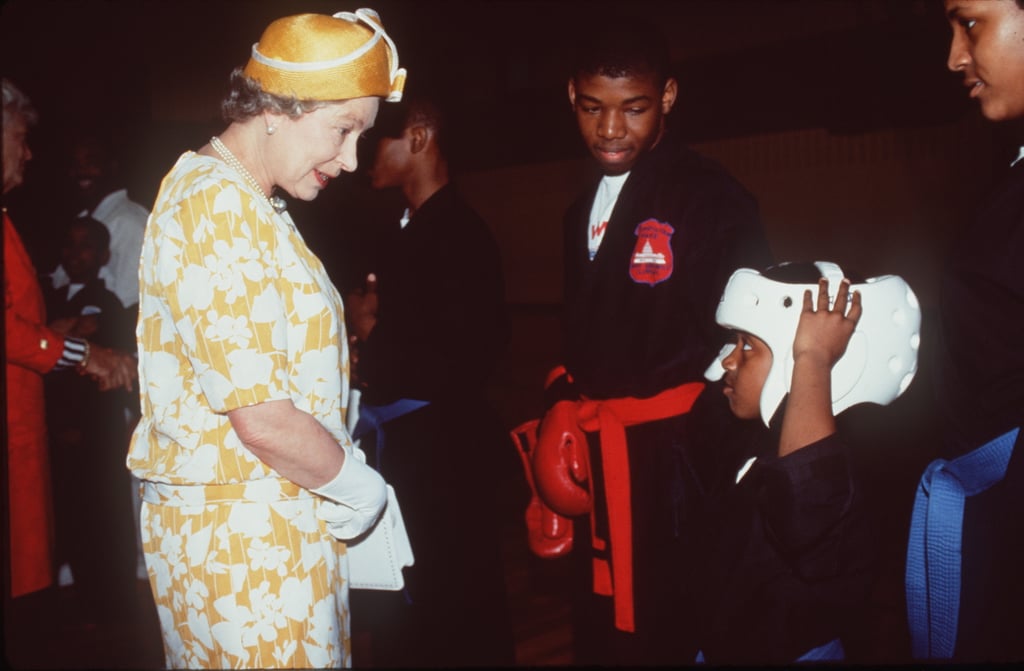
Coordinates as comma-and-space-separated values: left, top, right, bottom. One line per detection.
156, 181, 290, 413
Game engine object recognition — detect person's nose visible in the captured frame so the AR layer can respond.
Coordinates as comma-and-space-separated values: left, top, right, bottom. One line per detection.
721, 344, 739, 372
947, 28, 970, 73
597, 110, 626, 140
335, 139, 358, 174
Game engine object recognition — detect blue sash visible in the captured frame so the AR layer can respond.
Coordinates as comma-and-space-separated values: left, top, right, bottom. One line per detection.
905, 427, 1019, 659
352, 398, 430, 467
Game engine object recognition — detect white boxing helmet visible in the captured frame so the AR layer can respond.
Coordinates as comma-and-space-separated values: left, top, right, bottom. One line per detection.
704, 261, 922, 427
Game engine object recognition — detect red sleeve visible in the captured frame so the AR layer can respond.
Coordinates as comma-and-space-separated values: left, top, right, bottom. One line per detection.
4, 304, 64, 374
4, 213, 63, 374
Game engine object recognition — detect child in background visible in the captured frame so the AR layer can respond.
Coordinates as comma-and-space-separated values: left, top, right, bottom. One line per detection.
45, 215, 138, 625
691, 261, 921, 663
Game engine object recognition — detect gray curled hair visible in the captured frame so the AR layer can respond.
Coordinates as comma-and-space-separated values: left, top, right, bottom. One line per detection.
221, 68, 324, 123
2, 78, 38, 127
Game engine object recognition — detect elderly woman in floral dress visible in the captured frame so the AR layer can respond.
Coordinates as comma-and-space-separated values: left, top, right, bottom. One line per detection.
127, 9, 406, 669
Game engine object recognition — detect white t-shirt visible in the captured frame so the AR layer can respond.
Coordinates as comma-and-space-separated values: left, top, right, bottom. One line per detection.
587, 173, 629, 261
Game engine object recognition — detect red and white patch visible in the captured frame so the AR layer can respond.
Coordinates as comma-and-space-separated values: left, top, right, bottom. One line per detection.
629, 219, 674, 286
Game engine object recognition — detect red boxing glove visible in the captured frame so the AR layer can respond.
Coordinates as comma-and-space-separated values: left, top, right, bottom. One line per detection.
532, 400, 591, 517
511, 418, 575, 558
524, 495, 574, 558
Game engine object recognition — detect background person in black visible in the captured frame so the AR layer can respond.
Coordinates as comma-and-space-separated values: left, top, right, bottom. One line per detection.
44, 215, 139, 626
344, 88, 515, 667
525, 15, 772, 666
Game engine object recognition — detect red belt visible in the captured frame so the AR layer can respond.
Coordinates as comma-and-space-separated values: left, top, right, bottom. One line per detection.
532, 375, 704, 633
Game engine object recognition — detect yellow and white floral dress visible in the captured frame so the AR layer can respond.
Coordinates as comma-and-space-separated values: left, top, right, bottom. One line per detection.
129, 151, 353, 669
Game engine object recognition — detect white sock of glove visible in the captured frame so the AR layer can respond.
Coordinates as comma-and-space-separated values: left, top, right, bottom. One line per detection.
312, 451, 387, 541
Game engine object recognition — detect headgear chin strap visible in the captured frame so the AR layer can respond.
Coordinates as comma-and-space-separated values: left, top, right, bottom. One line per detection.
243, 8, 406, 103
705, 261, 922, 427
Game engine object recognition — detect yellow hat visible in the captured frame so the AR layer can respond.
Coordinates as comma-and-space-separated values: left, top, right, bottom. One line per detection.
243, 8, 406, 102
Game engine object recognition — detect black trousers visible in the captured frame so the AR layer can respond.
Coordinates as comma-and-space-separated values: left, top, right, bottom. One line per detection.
351, 400, 517, 667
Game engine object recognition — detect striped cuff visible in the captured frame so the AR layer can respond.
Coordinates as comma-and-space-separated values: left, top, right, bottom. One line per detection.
55, 336, 88, 370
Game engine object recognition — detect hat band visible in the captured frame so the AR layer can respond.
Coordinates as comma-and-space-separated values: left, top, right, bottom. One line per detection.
250, 31, 380, 73
249, 7, 404, 101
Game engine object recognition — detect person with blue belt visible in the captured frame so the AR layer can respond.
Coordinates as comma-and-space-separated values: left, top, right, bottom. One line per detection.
905, 0, 1024, 662
343, 84, 515, 667
694, 261, 922, 664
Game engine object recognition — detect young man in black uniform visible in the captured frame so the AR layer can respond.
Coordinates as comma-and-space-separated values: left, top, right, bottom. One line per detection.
906, 0, 1024, 661
344, 90, 515, 667
520, 17, 772, 665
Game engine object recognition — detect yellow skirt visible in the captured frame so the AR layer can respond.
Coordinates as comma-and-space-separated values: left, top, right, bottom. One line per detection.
140, 479, 350, 669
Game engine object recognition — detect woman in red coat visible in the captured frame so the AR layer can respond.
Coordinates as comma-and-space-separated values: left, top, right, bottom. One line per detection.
3, 77, 136, 599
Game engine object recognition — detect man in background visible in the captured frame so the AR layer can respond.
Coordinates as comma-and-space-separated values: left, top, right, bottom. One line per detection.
345, 87, 516, 667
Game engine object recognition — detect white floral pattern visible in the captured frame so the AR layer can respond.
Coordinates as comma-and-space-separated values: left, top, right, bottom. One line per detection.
129, 152, 353, 668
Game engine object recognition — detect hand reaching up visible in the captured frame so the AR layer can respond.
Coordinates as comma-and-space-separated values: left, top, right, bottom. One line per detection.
792, 278, 862, 370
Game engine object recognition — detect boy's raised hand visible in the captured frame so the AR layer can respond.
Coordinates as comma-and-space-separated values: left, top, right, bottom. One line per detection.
780, 278, 862, 457
792, 278, 862, 369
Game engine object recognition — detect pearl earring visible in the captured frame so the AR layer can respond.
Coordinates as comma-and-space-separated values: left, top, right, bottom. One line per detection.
267, 125, 277, 135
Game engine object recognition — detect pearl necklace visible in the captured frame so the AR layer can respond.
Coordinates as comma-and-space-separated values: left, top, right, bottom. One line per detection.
210, 136, 287, 213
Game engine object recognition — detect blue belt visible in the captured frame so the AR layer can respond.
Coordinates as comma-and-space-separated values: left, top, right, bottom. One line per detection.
905, 427, 1019, 659
352, 398, 430, 468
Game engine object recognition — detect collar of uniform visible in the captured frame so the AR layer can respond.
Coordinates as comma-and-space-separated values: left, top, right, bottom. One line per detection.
1012, 146, 1024, 168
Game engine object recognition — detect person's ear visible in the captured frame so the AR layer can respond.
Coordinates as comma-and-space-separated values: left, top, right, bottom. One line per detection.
99, 248, 111, 268
263, 111, 287, 136
661, 77, 678, 115
567, 78, 577, 109
408, 125, 429, 154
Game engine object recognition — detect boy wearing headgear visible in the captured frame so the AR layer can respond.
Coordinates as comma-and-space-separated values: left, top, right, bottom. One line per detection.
694, 262, 921, 663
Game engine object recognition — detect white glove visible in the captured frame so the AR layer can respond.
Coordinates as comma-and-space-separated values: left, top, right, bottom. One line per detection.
313, 450, 387, 540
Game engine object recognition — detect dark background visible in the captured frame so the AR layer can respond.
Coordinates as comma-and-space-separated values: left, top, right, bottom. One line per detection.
3, 2, 1020, 665
2, 0, 1017, 424
2, 0, 998, 260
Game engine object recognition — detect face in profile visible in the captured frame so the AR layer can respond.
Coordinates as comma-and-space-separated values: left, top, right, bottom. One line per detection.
368, 128, 411, 190
568, 71, 677, 175
268, 96, 380, 201
720, 331, 773, 421
945, 0, 1024, 122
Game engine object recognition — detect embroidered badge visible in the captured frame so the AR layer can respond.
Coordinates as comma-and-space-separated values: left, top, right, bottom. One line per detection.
630, 219, 674, 285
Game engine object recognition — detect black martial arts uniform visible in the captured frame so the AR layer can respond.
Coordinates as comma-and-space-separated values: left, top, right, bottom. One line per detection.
929, 153, 1024, 662
351, 183, 515, 667
689, 420, 874, 665
556, 129, 772, 665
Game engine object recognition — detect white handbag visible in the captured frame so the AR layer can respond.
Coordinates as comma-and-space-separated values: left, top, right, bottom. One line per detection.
345, 389, 415, 590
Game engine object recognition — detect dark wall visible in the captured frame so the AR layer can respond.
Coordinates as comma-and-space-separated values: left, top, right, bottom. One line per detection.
2, 0, 1009, 288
